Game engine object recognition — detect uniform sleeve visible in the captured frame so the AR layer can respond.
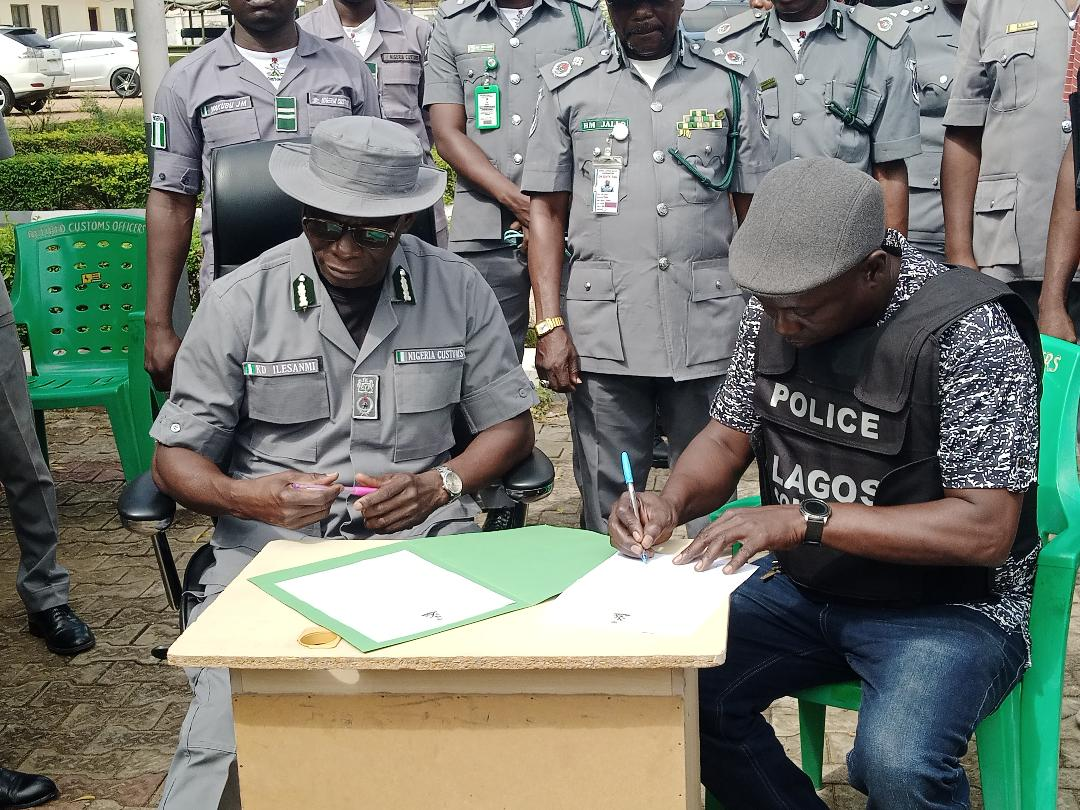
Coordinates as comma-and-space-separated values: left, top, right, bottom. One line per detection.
417, 19, 435, 143
150, 77, 201, 196
942, 0, 990, 127
709, 297, 762, 434
458, 264, 538, 432
936, 302, 1039, 491
870, 35, 923, 163
423, 14, 465, 107
520, 84, 573, 193
149, 285, 247, 464
352, 56, 383, 117
730, 69, 770, 194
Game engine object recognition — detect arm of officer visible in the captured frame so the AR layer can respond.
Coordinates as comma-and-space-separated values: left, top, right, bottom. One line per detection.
1039, 140, 1080, 342
145, 79, 201, 393
872, 160, 909, 235
869, 37, 920, 234
941, 0, 988, 268
730, 69, 768, 222
149, 285, 342, 528
424, 20, 531, 225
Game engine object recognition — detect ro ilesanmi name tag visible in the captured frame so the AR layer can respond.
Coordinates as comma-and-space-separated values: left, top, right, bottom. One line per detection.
243, 358, 322, 376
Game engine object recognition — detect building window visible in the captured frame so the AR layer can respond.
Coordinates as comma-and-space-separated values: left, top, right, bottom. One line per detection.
113, 7, 128, 30
9, 4, 28, 26
41, 4, 60, 36
88, 7, 99, 29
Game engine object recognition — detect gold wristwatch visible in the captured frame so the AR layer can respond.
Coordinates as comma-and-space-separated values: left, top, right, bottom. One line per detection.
535, 317, 565, 337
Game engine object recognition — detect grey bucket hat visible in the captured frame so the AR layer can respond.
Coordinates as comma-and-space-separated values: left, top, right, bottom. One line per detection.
269, 116, 446, 218
729, 157, 886, 297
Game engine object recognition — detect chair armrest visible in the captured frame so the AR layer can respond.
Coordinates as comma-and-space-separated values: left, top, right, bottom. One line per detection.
708, 495, 762, 523
501, 448, 555, 503
118, 470, 176, 534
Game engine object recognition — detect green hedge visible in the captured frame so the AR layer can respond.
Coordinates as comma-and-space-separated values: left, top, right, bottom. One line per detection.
11, 121, 145, 155
0, 153, 148, 210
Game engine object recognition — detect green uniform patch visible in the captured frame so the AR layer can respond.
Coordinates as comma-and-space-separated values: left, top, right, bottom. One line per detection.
579, 116, 630, 132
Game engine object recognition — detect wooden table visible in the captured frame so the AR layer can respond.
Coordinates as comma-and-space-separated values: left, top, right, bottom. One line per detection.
168, 537, 730, 809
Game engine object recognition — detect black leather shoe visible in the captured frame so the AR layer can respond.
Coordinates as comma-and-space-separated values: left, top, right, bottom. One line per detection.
27, 605, 95, 656
0, 767, 58, 808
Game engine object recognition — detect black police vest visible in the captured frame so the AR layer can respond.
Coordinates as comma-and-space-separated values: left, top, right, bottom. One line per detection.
752, 268, 1042, 606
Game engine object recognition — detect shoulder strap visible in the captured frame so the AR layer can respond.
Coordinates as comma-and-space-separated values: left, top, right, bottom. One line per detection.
538, 45, 606, 92
848, 1, 911, 48
704, 7, 766, 43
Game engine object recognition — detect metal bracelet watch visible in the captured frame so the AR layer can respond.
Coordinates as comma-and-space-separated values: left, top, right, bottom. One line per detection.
535, 317, 565, 337
434, 465, 463, 503
799, 498, 832, 546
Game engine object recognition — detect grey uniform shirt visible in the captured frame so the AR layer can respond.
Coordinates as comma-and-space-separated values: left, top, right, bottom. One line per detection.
298, 0, 432, 151
150, 28, 380, 294
520, 37, 770, 380
150, 235, 537, 553
893, 0, 963, 252
423, 0, 608, 251
706, 1, 921, 172
943, 0, 1073, 282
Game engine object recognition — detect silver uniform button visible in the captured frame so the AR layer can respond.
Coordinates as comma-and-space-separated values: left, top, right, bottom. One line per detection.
939, 75, 948, 84
715, 280, 723, 289
592, 146, 602, 156
600, 48, 610, 57
584, 281, 592, 291
792, 112, 804, 125
170, 423, 181, 433
511, 114, 522, 125
658, 257, 670, 270
1064, 120, 1074, 134
513, 153, 523, 164
650, 101, 663, 112
510, 73, 521, 85
656, 203, 669, 216
794, 73, 806, 85
691, 42, 700, 51
509, 36, 520, 47
932, 176, 940, 187
652, 150, 665, 163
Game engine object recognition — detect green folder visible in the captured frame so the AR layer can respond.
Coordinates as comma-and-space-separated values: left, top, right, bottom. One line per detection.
248, 526, 615, 653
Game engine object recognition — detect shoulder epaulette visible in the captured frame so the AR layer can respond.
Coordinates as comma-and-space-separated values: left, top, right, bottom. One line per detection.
439, 0, 486, 19
539, 45, 608, 92
876, 0, 935, 25
704, 8, 767, 43
848, 1, 912, 47
698, 41, 758, 78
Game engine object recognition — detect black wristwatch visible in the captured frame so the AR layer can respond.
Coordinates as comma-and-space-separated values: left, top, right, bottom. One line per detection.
799, 499, 832, 546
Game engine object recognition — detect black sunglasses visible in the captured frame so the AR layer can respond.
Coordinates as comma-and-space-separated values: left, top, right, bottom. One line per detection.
302, 216, 399, 249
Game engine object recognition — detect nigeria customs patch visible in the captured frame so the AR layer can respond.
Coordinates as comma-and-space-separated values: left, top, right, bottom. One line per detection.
552, 60, 572, 78
353, 374, 379, 420
877, 15, 893, 32
724, 50, 745, 66
150, 113, 167, 149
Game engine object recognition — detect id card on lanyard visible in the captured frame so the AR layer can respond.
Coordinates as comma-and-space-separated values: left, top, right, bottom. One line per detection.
475, 82, 500, 130
592, 155, 623, 214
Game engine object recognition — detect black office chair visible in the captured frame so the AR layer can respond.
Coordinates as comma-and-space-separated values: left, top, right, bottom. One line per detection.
119, 139, 553, 656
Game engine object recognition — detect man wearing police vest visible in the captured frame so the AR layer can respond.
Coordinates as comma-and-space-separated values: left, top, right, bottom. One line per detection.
609, 158, 1041, 808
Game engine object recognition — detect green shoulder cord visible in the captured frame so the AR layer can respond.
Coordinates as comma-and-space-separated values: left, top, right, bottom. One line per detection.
570, 2, 585, 48
825, 35, 876, 133
667, 70, 742, 192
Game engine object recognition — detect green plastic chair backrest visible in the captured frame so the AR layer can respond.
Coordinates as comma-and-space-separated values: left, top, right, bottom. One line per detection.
10, 214, 147, 377
1035, 336, 1080, 539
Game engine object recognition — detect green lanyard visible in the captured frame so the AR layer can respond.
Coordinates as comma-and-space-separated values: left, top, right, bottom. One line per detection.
667, 70, 742, 192
825, 36, 877, 133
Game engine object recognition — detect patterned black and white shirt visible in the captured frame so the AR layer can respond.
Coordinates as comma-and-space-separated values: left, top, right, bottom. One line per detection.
711, 233, 1041, 646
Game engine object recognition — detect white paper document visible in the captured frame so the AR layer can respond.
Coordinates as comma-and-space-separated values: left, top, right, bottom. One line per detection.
546, 552, 756, 636
276, 550, 514, 643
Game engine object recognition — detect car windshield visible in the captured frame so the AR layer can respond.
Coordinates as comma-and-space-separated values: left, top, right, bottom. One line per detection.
4, 28, 53, 48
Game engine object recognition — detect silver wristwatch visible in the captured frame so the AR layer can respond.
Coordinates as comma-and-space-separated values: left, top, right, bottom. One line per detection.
434, 465, 463, 503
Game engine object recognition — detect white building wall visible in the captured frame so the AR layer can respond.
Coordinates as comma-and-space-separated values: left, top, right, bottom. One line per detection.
5, 0, 136, 34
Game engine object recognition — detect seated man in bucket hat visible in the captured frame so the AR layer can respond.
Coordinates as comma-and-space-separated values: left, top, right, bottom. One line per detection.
149, 116, 538, 810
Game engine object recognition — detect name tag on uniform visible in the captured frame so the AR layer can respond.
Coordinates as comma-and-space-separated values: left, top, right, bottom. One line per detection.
243, 357, 322, 377
382, 52, 421, 63
1005, 20, 1038, 33
467, 43, 496, 53
353, 374, 380, 420
579, 117, 629, 132
394, 347, 466, 364
200, 96, 253, 118
309, 93, 350, 108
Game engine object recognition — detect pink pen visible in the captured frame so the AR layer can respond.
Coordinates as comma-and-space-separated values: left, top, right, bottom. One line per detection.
289, 483, 378, 497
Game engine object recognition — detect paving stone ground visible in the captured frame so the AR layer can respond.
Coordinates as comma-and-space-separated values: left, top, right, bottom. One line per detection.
2, 404, 1079, 809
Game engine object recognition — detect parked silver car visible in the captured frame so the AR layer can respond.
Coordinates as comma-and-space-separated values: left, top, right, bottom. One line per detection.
49, 30, 140, 97
0, 26, 69, 114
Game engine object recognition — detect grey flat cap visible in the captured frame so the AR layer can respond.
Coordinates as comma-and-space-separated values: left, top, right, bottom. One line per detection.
269, 117, 446, 218
729, 157, 885, 296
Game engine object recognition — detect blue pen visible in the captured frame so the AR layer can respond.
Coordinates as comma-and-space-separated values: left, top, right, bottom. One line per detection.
621, 451, 648, 563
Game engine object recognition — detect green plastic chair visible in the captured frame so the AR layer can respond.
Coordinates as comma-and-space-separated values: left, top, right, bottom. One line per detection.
10, 213, 155, 481
704, 335, 1080, 810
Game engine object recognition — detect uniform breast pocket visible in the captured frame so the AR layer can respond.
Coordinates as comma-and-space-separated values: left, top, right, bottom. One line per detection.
455, 54, 491, 123
380, 62, 423, 122
393, 362, 462, 462
574, 132, 629, 212
201, 105, 260, 148
674, 125, 730, 204
981, 31, 1037, 113
685, 259, 742, 366
244, 373, 331, 463
565, 262, 624, 362
307, 94, 352, 133
826, 80, 882, 165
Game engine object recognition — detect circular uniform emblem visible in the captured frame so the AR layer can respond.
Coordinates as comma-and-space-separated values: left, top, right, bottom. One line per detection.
571, 55, 584, 66
355, 395, 376, 418
725, 50, 745, 65
552, 60, 572, 78
717, 21, 732, 35
877, 16, 893, 32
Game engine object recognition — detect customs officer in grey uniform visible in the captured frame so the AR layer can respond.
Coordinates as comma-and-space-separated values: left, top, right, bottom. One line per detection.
523, 0, 769, 532
424, 0, 608, 357
942, 0, 1074, 319
706, 0, 922, 231
152, 117, 536, 810
298, 0, 449, 245
144, 0, 379, 393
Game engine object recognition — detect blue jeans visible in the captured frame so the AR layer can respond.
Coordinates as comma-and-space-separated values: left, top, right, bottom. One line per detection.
699, 556, 1028, 810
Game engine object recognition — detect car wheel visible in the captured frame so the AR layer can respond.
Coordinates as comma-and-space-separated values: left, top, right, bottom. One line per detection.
111, 67, 140, 98
0, 80, 14, 116
17, 98, 46, 113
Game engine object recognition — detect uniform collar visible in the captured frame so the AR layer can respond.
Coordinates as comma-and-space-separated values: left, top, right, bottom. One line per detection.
764, 0, 847, 44
608, 31, 694, 74
216, 24, 321, 68
475, 0, 560, 20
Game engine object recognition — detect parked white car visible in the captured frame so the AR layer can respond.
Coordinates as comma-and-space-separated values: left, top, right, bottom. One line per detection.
0, 26, 69, 115
49, 30, 139, 98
